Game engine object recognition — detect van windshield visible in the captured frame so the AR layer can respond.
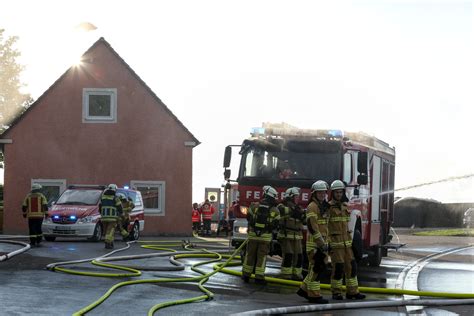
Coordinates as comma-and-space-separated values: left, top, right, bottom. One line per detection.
56, 189, 102, 206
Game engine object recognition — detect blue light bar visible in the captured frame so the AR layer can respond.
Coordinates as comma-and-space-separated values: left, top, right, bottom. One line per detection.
70, 215, 77, 220
53, 215, 60, 219
124, 185, 130, 190
250, 127, 265, 135
328, 130, 343, 138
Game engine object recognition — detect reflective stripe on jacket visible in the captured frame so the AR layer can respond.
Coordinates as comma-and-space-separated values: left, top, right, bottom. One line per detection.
22, 192, 48, 219
327, 200, 352, 248
306, 199, 328, 251
192, 209, 201, 222
247, 201, 280, 242
201, 203, 215, 220
100, 194, 122, 221
277, 202, 304, 240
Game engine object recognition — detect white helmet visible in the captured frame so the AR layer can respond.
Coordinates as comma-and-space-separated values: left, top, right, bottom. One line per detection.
311, 180, 328, 193
31, 183, 42, 191
107, 184, 118, 191
330, 180, 345, 191
284, 187, 300, 199
262, 185, 278, 199
116, 193, 127, 201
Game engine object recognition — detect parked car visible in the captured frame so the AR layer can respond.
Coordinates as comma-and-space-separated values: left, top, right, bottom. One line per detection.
463, 208, 474, 229
42, 185, 145, 241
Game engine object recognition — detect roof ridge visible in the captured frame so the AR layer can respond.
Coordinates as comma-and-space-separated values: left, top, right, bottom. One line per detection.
1, 37, 200, 145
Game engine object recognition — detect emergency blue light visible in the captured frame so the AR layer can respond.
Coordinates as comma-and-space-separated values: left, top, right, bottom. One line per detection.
53, 215, 60, 219
328, 130, 343, 138
70, 215, 77, 220
124, 185, 130, 190
250, 127, 265, 135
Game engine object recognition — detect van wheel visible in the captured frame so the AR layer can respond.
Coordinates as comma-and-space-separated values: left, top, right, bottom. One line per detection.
129, 222, 140, 241
88, 223, 102, 242
45, 236, 56, 242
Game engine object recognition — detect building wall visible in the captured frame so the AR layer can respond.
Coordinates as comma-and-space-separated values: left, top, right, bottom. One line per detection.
3, 41, 194, 235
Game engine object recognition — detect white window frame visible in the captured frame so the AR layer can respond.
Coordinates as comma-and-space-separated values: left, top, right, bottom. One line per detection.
82, 88, 117, 123
31, 179, 67, 203
130, 180, 166, 216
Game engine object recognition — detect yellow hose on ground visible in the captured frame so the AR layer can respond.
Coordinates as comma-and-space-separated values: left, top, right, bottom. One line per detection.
47, 238, 474, 315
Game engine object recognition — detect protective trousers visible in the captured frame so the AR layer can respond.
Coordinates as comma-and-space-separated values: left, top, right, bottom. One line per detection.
203, 219, 211, 235
102, 220, 117, 244
301, 249, 326, 297
242, 239, 270, 280
28, 218, 43, 245
279, 238, 303, 279
117, 216, 130, 239
330, 247, 359, 295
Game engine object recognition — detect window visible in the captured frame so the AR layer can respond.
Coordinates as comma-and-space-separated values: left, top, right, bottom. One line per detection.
31, 179, 66, 207
343, 153, 352, 184
82, 88, 117, 123
240, 147, 342, 181
56, 189, 102, 205
130, 181, 165, 215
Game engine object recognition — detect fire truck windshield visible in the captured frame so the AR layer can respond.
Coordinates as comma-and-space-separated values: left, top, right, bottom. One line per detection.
239, 142, 342, 183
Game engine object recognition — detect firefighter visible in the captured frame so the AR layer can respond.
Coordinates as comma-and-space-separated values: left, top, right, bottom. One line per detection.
99, 184, 122, 249
328, 180, 366, 300
242, 185, 280, 284
192, 203, 201, 235
117, 193, 131, 241
200, 199, 215, 236
297, 180, 330, 304
277, 187, 305, 280
22, 184, 48, 247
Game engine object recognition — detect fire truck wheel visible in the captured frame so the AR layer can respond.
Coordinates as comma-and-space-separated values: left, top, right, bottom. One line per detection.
368, 245, 382, 267
88, 223, 103, 242
44, 236, 56, 242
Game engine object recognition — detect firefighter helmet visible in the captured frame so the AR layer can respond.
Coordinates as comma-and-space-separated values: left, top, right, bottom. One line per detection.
330, 180, 345, 191
284, 187, 300, 199
117, 193, 127, 201
311, 180, 328, 192
31, 183, 42, 191
263, 185, 278, 199
107, 184, 118, 191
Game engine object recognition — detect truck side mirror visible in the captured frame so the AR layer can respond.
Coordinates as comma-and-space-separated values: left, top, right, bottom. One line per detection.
357, 174, 368, 185
224, 169, 231, 180
357, 152, 368, 174
223, 146, 232, 168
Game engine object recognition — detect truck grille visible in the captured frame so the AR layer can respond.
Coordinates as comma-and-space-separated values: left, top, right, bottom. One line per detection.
52, 216, 78, 224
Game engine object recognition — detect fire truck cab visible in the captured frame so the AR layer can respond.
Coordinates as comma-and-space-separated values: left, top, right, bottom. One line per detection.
223, 123, 396, 266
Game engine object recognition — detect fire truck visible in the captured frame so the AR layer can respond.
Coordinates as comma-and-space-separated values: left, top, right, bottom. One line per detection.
223, 123, 397, 266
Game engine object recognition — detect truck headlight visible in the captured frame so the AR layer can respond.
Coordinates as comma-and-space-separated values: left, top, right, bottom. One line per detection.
43, 217, 52, 223
77, 216, 95, 224
237, 226, 248, 234
240, 206, 248, 215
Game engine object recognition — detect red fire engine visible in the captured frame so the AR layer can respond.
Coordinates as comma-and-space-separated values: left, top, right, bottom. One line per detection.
223, 123, 397, 266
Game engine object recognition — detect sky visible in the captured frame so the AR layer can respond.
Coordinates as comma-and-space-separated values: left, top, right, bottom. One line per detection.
0, 0, 472, 203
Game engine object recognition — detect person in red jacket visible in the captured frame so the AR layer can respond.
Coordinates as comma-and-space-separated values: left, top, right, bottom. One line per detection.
200, 199, 215, 236
192, 203, 201, 234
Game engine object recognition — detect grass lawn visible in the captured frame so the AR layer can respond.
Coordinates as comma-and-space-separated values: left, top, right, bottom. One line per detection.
414, 228, 474, 237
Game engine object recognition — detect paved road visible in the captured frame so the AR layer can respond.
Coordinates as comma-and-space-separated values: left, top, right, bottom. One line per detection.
0, 230, 473, 315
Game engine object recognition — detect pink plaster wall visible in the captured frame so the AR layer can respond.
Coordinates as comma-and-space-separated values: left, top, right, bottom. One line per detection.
2, 40, 196, 236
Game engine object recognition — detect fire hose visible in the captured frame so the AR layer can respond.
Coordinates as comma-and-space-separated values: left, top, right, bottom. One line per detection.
45, 239, 474, 315
0, 235, 31, 262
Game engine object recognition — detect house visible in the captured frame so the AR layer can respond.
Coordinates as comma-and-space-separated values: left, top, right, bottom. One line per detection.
0, 37, 199, 235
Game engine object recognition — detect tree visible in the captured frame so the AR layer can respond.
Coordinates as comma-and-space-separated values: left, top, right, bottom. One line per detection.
0, 28, 32, 132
